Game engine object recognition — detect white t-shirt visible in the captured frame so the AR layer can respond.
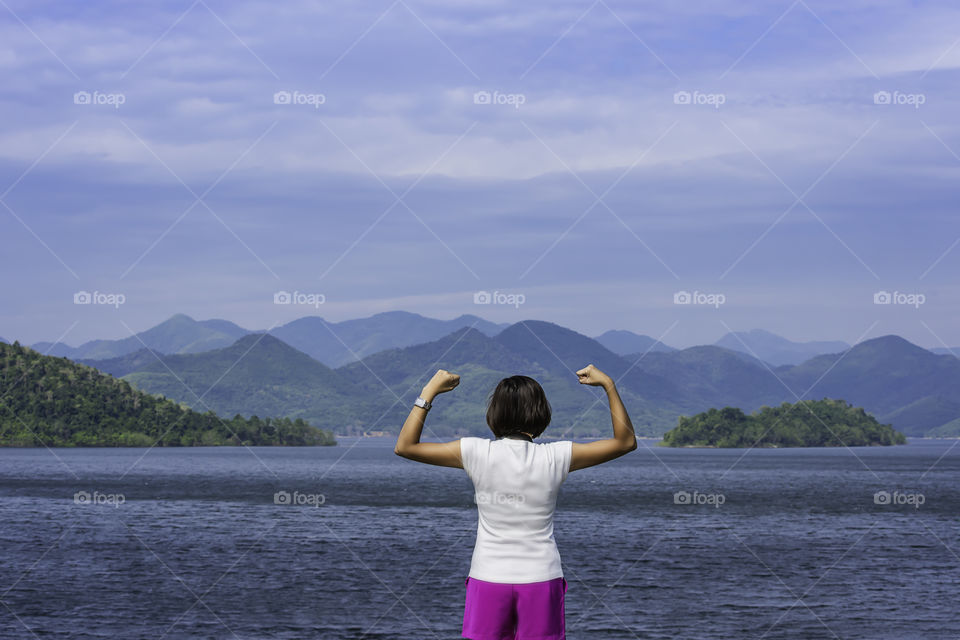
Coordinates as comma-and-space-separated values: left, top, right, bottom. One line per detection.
460, 436, 573, 584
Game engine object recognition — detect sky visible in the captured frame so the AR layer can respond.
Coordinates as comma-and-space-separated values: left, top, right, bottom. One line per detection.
1, 0, 958, 350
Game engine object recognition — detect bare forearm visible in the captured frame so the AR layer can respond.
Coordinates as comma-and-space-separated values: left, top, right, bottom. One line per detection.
603, 382, 636, 445
394, 385, 437, 452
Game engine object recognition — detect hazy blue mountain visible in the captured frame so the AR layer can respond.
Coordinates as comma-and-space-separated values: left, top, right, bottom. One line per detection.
594, 330, 676, 355
627, 345, 787, 413
715, 329, 849, 366
336, 325, 682, 437
879, 396, 960, 435
115, 333, 358, 429
84, 323, 682, 437
0, 336, 6, 344
928, 416, 960, 437
32, 314, 250, 359
74, 318, 960, 439
780, 335, 960, 435
930, 347, 959, 357
79, 348, 162, 378
492, 321, 682, 404
269, 311, 508, 367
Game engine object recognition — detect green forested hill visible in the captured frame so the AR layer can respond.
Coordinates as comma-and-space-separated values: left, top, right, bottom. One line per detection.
661, 399, 906, 447
0, 341, 336, 447
93, 333, 361, 431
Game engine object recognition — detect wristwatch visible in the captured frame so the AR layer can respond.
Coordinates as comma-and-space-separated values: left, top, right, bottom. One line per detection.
414, 396, 432, 411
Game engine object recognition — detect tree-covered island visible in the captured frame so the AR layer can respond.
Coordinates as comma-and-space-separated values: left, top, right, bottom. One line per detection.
661, 398, 907, 447
0, 341, 336, 447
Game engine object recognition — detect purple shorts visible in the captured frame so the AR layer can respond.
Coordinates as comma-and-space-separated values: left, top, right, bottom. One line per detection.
462, 575, 567, 640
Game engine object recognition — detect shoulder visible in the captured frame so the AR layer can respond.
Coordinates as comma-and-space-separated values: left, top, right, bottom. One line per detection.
546, 440, 573, 461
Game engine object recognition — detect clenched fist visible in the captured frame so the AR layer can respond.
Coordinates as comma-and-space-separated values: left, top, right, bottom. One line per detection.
424, 369, 460, 396
576, 364, 613, 388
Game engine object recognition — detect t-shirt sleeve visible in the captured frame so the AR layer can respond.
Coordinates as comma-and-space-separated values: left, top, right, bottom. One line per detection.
460, 437, 479, 480
553, 440, 573, 484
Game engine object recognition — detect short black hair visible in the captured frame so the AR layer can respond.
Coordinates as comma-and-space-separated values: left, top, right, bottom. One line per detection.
486, 375, 552, 438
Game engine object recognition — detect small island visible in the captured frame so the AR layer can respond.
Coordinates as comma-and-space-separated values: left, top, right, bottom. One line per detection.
661, 398, 906, 448
0, 341, 336, 447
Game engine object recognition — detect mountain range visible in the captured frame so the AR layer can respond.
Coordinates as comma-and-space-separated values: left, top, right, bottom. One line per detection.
27, 313, 877, 368
40, 314, 958, 438
32, 312, 507, 367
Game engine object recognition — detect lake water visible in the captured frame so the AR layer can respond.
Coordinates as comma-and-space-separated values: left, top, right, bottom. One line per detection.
0, 437, 957, 639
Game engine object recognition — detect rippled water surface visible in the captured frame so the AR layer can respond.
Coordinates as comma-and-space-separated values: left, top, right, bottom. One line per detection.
1, 438, 957, 639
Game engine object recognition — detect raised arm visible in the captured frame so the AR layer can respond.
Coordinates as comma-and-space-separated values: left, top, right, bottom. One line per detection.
569, 364, 637, 472
393, 369, 464, 468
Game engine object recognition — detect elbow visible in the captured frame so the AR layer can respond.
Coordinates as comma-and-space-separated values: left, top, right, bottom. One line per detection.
624, 436, 638, 452
394, 445, 408, 458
